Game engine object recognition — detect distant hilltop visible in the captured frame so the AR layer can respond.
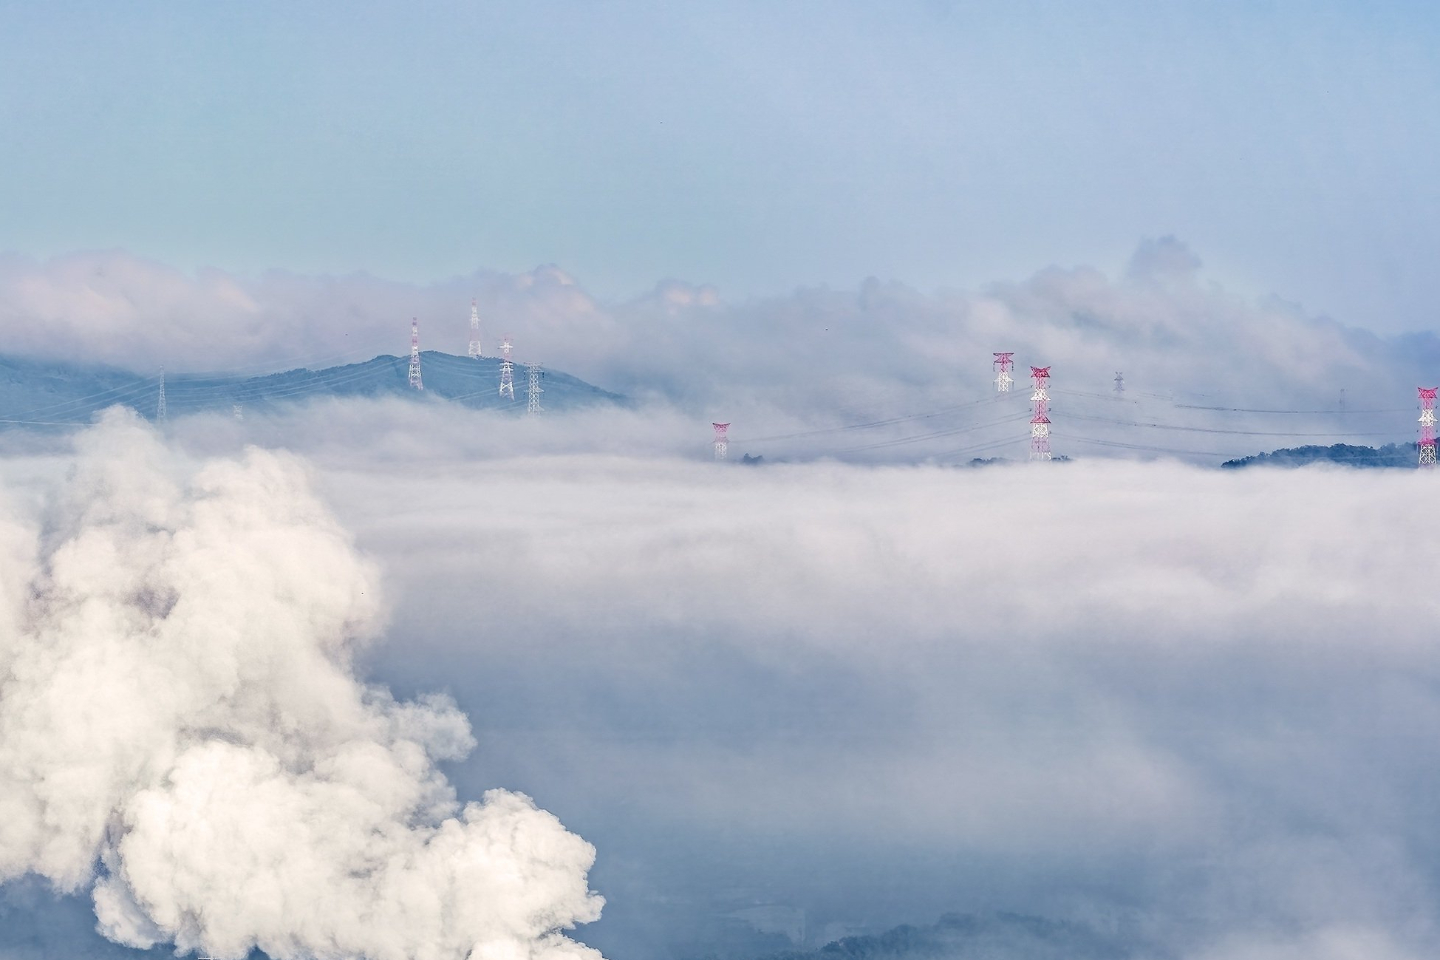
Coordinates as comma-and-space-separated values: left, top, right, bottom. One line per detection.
752, 911, 1138, 960
1221, 442, 1417, 469
0, 352, 625, 427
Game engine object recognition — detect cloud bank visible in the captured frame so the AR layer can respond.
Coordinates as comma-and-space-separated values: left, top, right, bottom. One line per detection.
271, 431, 1440, 960
0, 411, 603, 960
3, 240, 1436, 431
3, 405, 1440, 960
6, 222, 1440, 958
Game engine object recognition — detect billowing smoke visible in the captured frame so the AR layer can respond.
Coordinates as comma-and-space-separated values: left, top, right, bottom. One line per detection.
0, 409, 604, 960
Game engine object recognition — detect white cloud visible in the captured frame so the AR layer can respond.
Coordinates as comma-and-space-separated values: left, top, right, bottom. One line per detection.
1, 241, 1430, 446
1187, 926, 1426, 960
0, 251, 616, 382
0, 410, 604, 960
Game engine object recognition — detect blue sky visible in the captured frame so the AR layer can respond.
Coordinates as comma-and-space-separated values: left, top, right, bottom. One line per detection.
2, 0, 1438, 331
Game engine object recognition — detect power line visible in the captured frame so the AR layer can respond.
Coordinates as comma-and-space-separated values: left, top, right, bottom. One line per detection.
0, 418, 91, 428
13, 349, 404, 422
935, 434, 1025, 461
1064, 410, 1409, 439
830, 412, 1032, 455
163, 345, 384, 383
162, 360, 392, 408
1050, 387, 1136, 404
1065, 435, 1247, 459
1173, 403, 1407, 415
732, 392, 1026, 445
14, 376, 161, 420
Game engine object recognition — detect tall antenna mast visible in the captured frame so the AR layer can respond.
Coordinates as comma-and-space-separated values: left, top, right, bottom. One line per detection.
467, 299, 484, 358
525, 362, 544, 415
1029, 366, 1052, 462
993, 352, 1014, 393
408, 319, 424, 390
498, 336, 515, 399
156, 368, 167, 423
1114, 371, 1124, 394
713, 422, 730, 461
1420, 387, 1436, 468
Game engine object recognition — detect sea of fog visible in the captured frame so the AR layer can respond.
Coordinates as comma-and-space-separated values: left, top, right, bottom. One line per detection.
2, 404, 1438, 960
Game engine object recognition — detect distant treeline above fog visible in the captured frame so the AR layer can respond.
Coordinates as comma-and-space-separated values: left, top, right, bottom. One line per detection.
753, 913, 1137, 960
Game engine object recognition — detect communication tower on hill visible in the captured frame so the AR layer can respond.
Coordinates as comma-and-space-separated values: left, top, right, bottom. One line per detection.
499, 336, 515, 399
1114, 371, 1124, 394
713, 422, 730, 461
156, 368, 167, 423
408, 319, 423, 390
525, 363, 544, 415
468, 300, 484, 358
1419, 387, 1437, 468
993, 352, 1014, 393
1029, 366, 1052, 462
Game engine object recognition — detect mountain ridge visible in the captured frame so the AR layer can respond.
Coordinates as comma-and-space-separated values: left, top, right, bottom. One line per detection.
1220, 442, 1415, 469
0, 351, 625, 425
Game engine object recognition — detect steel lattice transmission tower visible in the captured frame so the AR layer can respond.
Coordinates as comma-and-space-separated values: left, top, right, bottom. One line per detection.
525, 362, 544, 415
1029, 366, 1052, 462
498, 336, 515, 399
156, 368, 167, 423
467, 299, 485, 358
712, 422, 730, 461
408, 319, 424, 390
1420, 387, 1437, 468
993, 352, 1015, 393
1114, 371, 1124, 394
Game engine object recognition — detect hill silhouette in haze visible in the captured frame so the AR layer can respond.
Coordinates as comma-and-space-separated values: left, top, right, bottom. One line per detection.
0, 352, 624, 426
744, 913, 1139, 960
1221, 442, 1415, 469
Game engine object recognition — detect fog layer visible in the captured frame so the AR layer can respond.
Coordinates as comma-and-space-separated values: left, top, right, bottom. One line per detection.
313, 439, 1440, 960
3, 406, 1438, 960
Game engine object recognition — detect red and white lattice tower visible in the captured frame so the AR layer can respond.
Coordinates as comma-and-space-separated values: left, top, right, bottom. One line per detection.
498, 335, 515, 399
467, 299, 485, 358
408, 319, 423, 390
993, 352, 1015, 393
713, 422, 730, 461
1419, 387, 1437, 467
1029, 366, 1052, 461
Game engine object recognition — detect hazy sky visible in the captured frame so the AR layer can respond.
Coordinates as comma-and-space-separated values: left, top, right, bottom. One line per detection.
2, 1, 1438, 332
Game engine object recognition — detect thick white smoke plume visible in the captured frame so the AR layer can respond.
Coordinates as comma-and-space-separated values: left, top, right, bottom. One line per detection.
0, 409, 603, 960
